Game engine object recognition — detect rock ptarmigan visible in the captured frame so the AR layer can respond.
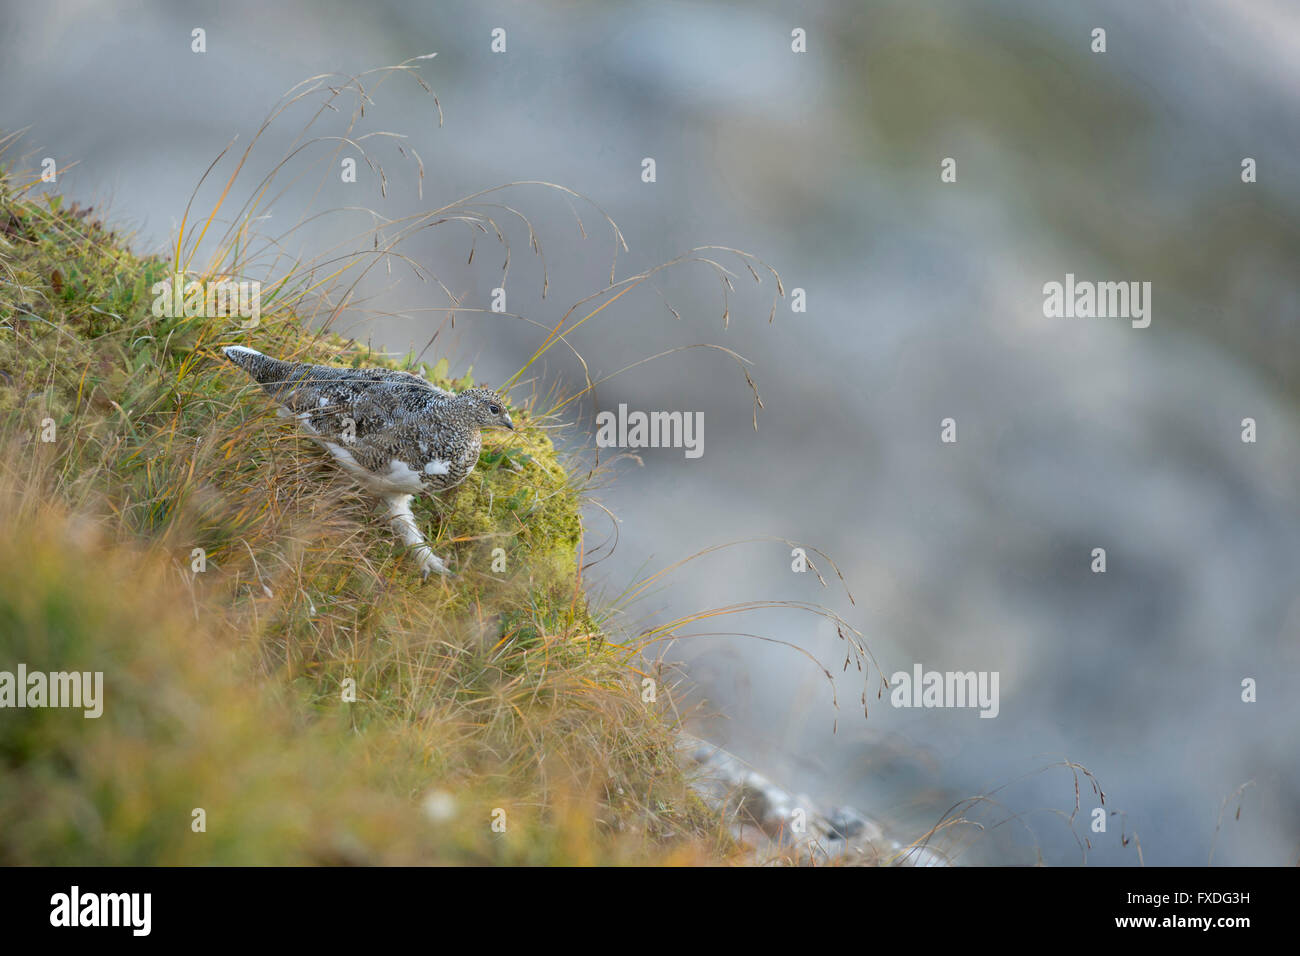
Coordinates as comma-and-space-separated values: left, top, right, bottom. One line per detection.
221, 345, 514, 577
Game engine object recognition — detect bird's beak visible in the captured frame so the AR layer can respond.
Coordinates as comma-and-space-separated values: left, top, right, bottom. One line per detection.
503, 414, 515, 431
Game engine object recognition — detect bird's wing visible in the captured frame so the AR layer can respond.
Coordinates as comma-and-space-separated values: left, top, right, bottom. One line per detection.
279, 366, 435, 422
275, 366, 416, 437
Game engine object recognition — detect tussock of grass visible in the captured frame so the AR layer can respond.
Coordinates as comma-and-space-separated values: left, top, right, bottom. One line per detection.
0, 180, 735, 864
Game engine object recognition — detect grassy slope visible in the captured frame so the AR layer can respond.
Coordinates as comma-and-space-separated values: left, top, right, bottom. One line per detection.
0, 184, 732, 864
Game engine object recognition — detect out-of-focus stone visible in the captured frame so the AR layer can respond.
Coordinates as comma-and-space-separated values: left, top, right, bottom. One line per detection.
680, 734, 945, 866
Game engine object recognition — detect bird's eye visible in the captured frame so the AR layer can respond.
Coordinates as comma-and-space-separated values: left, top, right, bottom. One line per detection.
488, 403, 501, 415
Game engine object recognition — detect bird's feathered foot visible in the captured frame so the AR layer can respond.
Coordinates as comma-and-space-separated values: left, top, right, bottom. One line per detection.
385, 494, 452, 579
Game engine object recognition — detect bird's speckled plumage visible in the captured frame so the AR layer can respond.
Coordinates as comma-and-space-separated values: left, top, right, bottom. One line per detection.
222, 345, 513, 576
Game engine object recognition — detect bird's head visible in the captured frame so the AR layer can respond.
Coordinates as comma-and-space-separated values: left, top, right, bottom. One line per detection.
459, 386, 514, 431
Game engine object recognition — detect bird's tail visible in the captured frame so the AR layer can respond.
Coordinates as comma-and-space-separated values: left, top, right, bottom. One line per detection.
221, 345, 291, 387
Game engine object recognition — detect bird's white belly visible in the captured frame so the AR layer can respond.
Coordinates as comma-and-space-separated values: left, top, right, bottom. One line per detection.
319, 442, 425, 495
381, 459, 429, 494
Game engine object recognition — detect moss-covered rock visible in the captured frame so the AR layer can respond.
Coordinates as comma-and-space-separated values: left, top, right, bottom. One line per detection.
0, 180, 733, 864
